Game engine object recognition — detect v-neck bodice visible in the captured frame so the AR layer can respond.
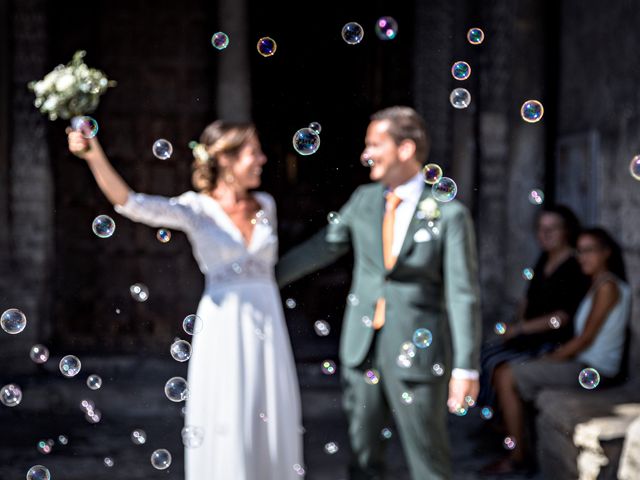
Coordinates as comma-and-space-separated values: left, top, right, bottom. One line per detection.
114, 190, 278, 285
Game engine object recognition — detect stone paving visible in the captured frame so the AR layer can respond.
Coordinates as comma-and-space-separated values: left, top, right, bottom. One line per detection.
0, 357, 542, 480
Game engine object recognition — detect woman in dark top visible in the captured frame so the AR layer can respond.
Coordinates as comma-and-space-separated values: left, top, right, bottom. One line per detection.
478, 205, 590, 408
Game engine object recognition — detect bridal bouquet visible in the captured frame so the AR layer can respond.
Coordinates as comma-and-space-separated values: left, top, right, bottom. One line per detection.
28, 50, 116, 121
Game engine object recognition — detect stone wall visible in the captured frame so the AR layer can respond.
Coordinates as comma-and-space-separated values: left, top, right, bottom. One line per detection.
558, 0, 640, 378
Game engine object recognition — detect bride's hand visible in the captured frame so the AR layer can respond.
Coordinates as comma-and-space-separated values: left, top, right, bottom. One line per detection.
66, 127, 94, 159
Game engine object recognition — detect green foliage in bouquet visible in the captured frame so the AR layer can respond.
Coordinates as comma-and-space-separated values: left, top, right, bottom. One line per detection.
28, 50, 116, 121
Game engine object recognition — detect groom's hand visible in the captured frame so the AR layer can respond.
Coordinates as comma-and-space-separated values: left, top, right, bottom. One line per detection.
447, 378, 480, 413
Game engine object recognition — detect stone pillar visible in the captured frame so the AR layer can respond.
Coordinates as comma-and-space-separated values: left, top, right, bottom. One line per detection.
0, 0, 54, 370
475, 0, 547, 327
216, 0, 251, 122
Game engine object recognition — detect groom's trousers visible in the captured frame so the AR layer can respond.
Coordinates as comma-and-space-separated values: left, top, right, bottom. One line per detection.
341, 333, 451, 480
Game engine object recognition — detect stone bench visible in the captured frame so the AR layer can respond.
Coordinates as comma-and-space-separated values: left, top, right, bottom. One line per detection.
534, 381, 640, 479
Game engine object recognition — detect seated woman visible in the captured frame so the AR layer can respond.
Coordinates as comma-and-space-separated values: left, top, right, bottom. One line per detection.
478, 206, 590, 408
482, 227, 631, 475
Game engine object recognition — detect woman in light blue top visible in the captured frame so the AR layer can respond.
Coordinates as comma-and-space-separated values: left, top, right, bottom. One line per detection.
481, 227, 631, 475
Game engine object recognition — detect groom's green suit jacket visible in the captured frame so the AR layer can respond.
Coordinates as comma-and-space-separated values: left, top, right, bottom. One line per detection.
276, 182, 481, 381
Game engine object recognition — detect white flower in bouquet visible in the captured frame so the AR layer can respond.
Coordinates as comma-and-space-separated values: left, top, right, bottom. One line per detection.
28, 50, 116, 121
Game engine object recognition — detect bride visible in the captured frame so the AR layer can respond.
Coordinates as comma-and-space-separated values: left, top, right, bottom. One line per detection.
67, 121, 304, 479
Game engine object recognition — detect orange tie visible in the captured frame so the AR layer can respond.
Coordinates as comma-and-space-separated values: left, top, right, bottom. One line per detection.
373, 191, 402, 330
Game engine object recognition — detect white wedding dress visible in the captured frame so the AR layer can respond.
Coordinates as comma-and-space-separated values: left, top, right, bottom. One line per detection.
114, 190, 304, 479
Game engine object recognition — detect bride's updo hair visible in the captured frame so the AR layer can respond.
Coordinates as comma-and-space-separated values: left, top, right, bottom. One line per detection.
191, 120, 257, 193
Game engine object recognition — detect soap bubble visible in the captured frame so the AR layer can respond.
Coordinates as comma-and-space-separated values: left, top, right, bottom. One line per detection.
503, 436, 517, 450
71, 115, 99, 139
432, 177, 458, 202
156, 229, 171, 243
293, 464, 306, 476
467, 27, 485, 45
549, 316, 561, 329
375, 16, 398, 40
522, 268, 534, 281
1, 308, 27, 334
257, 37, 277, 57
150, 449, 172, 470
432, 363, 445, 376
30, 344, 49, 364
86, 374, 102, 390
37, 440, 52, 455
181, 425, 205, 448
170, 339, 192, 362
129, 283, 149, 302
494, 322, 507, 335
401, 391, 414, 405
183, 314, 203, 335
327, 212, 341, 224
26, 465, 50, 480
314, 320, 331, 337
364, 369, 380, 385
92, 215, 115, 238
321, 360, 336, 375
164, 376, 189, 402
521, 100, 544, 123
412, 328, 433, 348
85, 409, 102, 424
423, 163, 443, 185
59, 355, 81, 377
131, 429, 147, 445
308, 122, 322, 134
451, 61, 471, 80
630, 155, 640, 181
324, 442, 339, 454
450, 88, 471, 109
0, 383, 22, 407
342, 22, 364, 45
528, 189, 545, 205
293, 127, 321, 155
380, 427, 393, 439
57, 435, 68, 445
285, 298, 297, 309
481, 406, 494, 420
211, 32, 229, 50
152, 139, 173, 160
578, 368, 600, 390
103, 457, 114, 468
347, 293, 359, 306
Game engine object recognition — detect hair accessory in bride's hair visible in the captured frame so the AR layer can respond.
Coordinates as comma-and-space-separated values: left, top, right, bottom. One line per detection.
189, 140, 211, 164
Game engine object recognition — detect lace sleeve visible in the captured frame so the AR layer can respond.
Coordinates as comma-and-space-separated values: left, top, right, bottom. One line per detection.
114, 191, 200, 232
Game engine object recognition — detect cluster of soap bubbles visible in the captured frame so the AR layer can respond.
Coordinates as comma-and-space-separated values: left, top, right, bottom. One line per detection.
152, 139, 173, 160
59, 355, 82, 378
397, 341, 417, 368
579, 367, 600, 389
494, 322, 507, 335
432, 363, 445, 376
80, 399, 102, 424
343, 17, 399, 45
401, 391, 414, 405
71, 115, 99, 139
480, 406, 494, 420
103, 457, 115, 468
503, 436, 517, 450
164, 376, 189, 402
549, 316, 562, 329
37, 439, 54, 455
1, 308, 27, 334
293, 122, 322, 155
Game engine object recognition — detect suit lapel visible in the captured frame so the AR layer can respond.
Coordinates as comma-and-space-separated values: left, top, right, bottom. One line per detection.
392, 186, 431, 270
362, 183, 386, 270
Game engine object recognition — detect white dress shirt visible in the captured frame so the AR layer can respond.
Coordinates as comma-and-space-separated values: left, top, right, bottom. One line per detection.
387, 172, 479, 382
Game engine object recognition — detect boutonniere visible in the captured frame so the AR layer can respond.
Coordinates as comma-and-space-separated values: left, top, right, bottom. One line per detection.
416, 197, 441, 221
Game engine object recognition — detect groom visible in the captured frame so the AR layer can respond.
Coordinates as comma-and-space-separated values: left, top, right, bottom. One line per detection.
276, 106, 481, 479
